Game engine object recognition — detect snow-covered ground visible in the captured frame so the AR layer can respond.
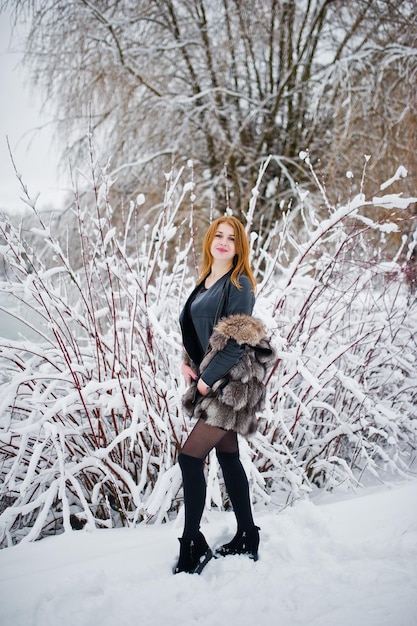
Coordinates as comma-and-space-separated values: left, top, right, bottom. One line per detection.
0, 479, 416, 626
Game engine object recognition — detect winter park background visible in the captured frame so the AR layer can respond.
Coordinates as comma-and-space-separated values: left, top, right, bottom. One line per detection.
1, 2, 417, 625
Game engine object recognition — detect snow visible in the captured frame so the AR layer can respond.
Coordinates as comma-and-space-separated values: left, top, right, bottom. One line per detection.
0, 480, 416, 626
380, 166, 408, 191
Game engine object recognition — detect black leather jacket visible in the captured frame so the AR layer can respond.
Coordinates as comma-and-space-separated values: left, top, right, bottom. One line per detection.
179, 271, 255, 387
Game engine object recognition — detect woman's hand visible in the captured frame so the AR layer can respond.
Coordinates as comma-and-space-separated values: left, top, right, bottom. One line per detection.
181, 362, 198, 386
197, 378, 210, 396
181, 363, 210, 395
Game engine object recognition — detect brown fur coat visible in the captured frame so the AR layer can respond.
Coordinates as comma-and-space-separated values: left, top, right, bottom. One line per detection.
182, 314, 275, 436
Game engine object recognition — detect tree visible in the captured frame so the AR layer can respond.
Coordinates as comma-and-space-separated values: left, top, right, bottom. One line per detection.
3, 0, 417, 226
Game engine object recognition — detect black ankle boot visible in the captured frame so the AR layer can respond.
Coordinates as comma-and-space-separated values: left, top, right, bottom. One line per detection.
215, 526, 260, 561
173, 531, 213, 574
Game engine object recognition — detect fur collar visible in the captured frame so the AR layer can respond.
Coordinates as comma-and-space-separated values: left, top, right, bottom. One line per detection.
210, 314, 268, 349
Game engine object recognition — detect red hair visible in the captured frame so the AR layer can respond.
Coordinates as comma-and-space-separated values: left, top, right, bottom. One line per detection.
198, 216, 256, 291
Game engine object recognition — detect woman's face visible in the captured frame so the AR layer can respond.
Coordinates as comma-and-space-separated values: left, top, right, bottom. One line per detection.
210, 222, 236, 265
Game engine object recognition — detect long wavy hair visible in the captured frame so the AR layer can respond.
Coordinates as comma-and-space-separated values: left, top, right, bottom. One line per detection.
198, 216, 256, 291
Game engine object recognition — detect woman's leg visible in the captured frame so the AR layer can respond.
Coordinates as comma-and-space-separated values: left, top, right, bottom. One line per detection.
216, 434, 255, 531
215, 431, 259, 559
175, 421, 259, 570
174, 420, 236, 574
181, 418, 238, 458
179, 419, 235, 539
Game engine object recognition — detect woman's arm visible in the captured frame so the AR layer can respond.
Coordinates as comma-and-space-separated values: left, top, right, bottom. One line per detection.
200, 276, 255, 388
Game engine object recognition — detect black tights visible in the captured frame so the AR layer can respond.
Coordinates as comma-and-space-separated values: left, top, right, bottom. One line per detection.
178, 419, 255, 539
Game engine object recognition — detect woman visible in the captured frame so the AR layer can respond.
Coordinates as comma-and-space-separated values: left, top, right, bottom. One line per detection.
174, 216, 274, 575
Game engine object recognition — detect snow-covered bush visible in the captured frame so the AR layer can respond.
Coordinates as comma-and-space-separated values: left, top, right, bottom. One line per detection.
0, 154, 416, 547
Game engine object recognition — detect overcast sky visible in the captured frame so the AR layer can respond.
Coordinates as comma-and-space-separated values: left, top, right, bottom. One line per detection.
0, 9, 69, 215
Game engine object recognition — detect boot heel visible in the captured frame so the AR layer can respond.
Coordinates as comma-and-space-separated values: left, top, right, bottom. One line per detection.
193, 547, 213, 574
